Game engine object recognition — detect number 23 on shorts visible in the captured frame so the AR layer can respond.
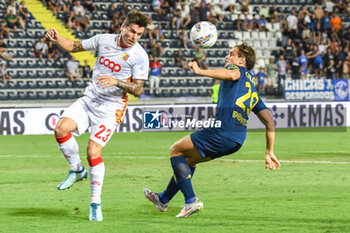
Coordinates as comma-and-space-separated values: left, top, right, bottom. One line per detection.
94, 125, 112, 143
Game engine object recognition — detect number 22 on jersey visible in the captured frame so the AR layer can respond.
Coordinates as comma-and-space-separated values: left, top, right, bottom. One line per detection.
235, 82, 259, 115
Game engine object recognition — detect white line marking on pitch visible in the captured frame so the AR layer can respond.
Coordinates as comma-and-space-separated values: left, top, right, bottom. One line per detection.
0, 154, 349, 164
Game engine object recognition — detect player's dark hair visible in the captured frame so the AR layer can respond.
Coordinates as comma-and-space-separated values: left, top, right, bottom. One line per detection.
124, 10, 148, 28
235, 43, 256, 70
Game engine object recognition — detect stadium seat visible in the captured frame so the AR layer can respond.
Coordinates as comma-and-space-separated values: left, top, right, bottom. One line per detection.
169, 88, 178, 97
46, 80, 55, 88
56, 90, 64, 99
27, 91, 35, 99
177, 79, 185, 87
186, 79, 194, 86
36, 80, 45, 88
65, 80, 73, 88
160, 89, 169, 97
17, 81, 25, 89
7, 91, 16, 100
160, 79, 168, 87
75, 90, 83, 98
17, 91, 26, 99
0, 92, 5, 100
179, 89, 187, 96
36, 70, 45, 78
7, 81, 16, 89
176, 69, 184, 76
195, 79, 203, 86
74, 80, 85, 88
47, 91, 55, 99
26, 70, 35, 79
25, 60, 34, 68
196, 88, 204, 96
26, 80, 35, 88
187, 89, 195, 96
65, 91, 74, 99
36, 91, 45, 99
169, 79, 176, 86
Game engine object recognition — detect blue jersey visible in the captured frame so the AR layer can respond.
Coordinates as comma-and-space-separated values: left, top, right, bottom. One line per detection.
214, 65, 267, 144
190, 65, 267, 159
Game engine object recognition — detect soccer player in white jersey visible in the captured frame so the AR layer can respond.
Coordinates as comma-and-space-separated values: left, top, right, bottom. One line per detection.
45, 10, 149, 221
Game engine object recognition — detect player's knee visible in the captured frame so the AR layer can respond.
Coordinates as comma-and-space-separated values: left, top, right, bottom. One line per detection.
54, 125, 67, 137
169, 145, 179, 157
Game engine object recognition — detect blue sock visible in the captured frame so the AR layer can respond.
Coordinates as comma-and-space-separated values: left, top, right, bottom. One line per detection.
169, 156, 196, 204
159, 166, 196, 204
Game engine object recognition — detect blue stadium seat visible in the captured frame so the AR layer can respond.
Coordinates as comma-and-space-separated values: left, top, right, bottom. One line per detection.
208, 60, 216, 67
27, 80, 35, 88
36, 60, 45, 68
65, 80, 73, 88
75, 90, 83, 98
187, 79, 194, 86
74, 80, 85, 88
27, 91, 35, 99
36, 70, 45, 78
160, 89, 169, 97
16, 50, 25, 58
176, 69, 184, 76
0, 92, 5, 100
17, 81, 26, 89
207, 50, 215, 57
169, 79, 176, 86
45, 70, 54, 78
26, 60, 34, 68
187, 89, 195, 96
46, 80, 55, 88
47, 91, 55, 99
26, 40, 34, 48
36, 80, 45, 88
36, 91, 45, 99
160, 79, 168, 87
169, 88, 178, 97
179, 89, 187, 96
7, 91, 16, 100
17, 91, 26, 99
196, 89, 204, 96
56, 90, 64, 99
177, 79, 185, 86
55, 80, 65, 88
65, 91, 74, 99
195, 79, 203, 86
18, 60, 26, 68
7, 81, 16, 89
203, 79, 214, 86
144, 89, 150, 95
17, 70, 25, 79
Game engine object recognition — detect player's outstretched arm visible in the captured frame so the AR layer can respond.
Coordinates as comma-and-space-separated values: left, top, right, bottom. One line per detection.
45, 28, 85, 53
256, 109, 281, 171
188, 61, 240, 81
96, 76, 144, 97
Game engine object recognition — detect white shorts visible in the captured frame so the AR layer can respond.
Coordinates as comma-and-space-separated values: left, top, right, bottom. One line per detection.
61, 95, 127, 147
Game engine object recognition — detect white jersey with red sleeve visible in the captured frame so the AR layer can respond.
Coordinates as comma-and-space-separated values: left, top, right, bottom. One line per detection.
81, 34, 149, 103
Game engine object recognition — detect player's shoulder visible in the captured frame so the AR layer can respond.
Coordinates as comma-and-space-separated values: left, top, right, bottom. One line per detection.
132, 42, 149, 60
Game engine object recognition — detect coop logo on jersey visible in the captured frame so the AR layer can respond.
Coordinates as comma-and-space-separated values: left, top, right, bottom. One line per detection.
121, 53, 130, 61
99, 56, 121, 73
143, 110, 162, 129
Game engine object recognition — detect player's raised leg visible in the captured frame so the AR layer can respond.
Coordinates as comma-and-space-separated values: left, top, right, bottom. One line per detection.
169, 135, 209, 218
87, 139, 105, 221
55, 117, 87, 190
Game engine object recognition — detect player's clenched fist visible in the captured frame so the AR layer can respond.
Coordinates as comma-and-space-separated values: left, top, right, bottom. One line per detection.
45, 28, 59, 42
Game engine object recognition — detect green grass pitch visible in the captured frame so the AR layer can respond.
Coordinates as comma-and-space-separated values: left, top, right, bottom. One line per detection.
1, 128, 350, 233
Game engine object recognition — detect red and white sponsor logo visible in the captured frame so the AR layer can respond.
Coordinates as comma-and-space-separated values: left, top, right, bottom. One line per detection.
64, 155, 72, 158
99, 56, 121, 73
91, 181, 101, 186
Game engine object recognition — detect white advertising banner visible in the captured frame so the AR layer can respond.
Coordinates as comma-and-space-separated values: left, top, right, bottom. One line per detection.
0, 102, 348, 135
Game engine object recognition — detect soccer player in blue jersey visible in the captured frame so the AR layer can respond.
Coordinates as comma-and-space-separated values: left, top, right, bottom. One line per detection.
144, 43, 280, 218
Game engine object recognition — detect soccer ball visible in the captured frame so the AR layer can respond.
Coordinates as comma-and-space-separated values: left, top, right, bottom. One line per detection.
190, 21, 218, 48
